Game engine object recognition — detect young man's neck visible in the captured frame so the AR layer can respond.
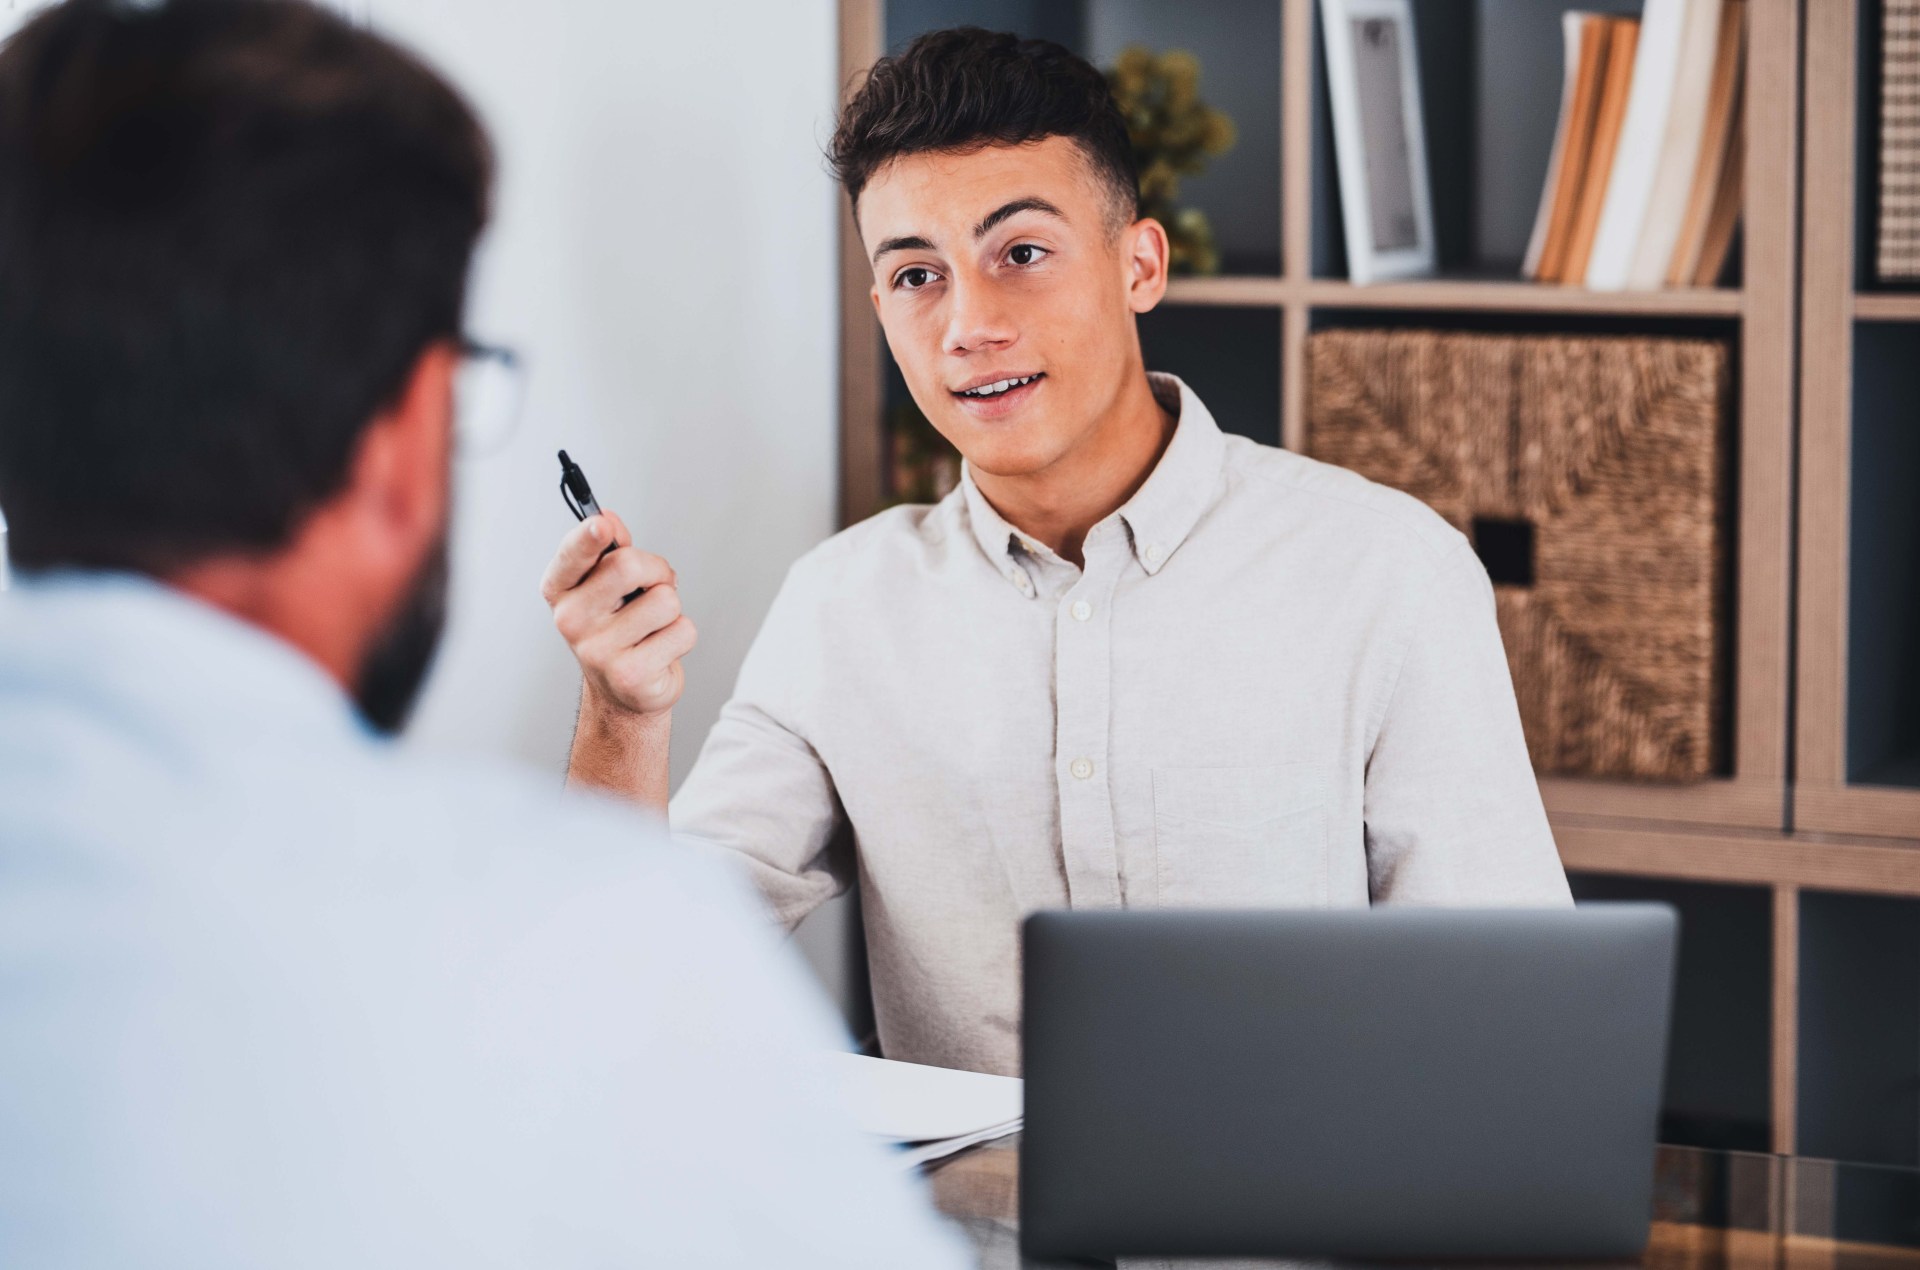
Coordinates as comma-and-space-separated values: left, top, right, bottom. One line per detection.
969, 371, 1174, 568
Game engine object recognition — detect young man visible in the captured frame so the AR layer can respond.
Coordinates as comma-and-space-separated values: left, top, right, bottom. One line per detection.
545, 27, 1571, 1079
0, 3, 967, 1265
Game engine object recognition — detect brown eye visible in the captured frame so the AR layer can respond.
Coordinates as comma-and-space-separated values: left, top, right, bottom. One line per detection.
1008, 244, 1047, 266
896, 267, 937, 290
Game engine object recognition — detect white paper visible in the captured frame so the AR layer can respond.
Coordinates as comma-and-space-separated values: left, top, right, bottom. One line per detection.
892, 1120, 1022, 1171
822, 1052, 1022, 1145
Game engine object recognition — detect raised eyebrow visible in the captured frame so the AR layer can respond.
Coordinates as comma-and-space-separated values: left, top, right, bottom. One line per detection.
872, 235, 935, 265
974, 197, 1066, 239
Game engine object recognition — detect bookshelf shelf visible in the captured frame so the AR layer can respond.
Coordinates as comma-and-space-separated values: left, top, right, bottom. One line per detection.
1162, 276, 1288, 308
837, 0, 1913, 1163
1302, 279, 1745, 317
1162, 277, 1747, 316
1553, 822, 1920, 897
1852, 292, 1920, 321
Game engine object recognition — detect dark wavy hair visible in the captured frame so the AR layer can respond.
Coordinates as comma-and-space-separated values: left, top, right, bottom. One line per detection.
830, 26, 1139, 225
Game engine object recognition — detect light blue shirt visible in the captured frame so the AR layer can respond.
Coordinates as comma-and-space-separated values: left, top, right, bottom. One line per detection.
0, 574, 968, 1269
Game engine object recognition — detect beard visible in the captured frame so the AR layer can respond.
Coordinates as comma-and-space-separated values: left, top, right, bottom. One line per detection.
354, 533, 449, 736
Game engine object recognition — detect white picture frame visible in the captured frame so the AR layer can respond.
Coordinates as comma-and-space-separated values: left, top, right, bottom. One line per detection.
1319, 0, 1437, 285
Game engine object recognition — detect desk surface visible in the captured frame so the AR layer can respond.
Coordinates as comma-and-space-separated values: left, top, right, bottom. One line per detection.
922, 1136, 1920, 1270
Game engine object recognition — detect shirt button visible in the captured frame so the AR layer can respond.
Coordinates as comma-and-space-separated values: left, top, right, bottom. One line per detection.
1011, 571, 1031, 593
1071, 600, 1092, 622
1144, 543, 1164, 565
1070, 757, 1094, 780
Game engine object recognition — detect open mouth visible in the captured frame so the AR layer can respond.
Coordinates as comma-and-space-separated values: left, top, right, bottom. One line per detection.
953, 372, 1044, 400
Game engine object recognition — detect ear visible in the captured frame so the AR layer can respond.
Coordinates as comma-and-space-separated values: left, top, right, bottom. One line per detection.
1123, 217, 1171, 315
342, 340, 457, 576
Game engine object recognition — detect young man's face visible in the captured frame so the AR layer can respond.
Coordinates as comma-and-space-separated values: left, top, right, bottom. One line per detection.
859, 136, 1167, 481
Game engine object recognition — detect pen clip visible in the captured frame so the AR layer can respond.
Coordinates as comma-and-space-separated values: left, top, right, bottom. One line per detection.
558, 449, 601, 522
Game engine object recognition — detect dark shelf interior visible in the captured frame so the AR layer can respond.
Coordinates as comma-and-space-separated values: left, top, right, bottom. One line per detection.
1799, 892, 1920, 1170
1855, 0, 1880, 292
1809, 1159, 1920, 1251
885, 0, 1281, 275
1567, 874, 1773, 1153
1306, 307, 1741, 342
1138, 304, 1281, 447
1846, 321, 1920, 789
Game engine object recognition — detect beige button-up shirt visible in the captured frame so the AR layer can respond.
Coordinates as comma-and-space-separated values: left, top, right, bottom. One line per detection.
672, 374, 1571, 1077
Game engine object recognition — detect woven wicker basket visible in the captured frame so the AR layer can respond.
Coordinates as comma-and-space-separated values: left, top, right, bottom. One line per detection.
1306, 329, 1732, 782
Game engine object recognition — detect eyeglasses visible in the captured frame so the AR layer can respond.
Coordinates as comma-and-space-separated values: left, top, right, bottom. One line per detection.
455, 337, 527, 457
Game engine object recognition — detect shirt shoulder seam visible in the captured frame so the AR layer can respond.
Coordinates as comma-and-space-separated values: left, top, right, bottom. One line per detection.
1223, 445, 1468, 567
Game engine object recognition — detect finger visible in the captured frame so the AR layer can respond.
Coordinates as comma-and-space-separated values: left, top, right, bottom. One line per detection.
642, 612, 698, 665
575, 547, 676, 615
540, 516, 618, 603
599, 510, 675, 587
603, 616, 698, 705
577, 583, 682, 660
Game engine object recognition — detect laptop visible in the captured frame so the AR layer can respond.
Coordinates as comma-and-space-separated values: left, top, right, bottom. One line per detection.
1020, 904, 1677, 1261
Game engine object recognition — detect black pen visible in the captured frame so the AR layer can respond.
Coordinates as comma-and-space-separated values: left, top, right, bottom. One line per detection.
557, 449, 643, 603
558, 448, 604, 523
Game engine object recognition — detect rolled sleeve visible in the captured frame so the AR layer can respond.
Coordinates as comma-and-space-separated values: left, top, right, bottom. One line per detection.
670, 568, 848, 931
1362, 544, 1573, 907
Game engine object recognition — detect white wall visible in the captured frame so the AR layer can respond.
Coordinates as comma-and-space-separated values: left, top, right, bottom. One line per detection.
368, 0, 855, 1004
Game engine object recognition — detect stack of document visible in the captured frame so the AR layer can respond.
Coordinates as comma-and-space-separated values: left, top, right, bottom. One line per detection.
823, 1052, 1022, 1170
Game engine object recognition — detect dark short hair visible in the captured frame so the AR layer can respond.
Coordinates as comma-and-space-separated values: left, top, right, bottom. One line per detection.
0, 0, 491, 574
830, 26, 1138, 224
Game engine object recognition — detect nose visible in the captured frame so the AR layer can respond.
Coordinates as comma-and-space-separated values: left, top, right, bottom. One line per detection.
942, 271, 1017, 357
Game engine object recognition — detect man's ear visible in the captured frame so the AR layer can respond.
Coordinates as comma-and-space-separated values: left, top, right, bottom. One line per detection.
1124, 217, 1171, 314
345, 340, 457, 562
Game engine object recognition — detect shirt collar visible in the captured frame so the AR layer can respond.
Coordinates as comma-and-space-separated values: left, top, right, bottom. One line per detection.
958, 372, 1228, 580
0, 570, 377, 752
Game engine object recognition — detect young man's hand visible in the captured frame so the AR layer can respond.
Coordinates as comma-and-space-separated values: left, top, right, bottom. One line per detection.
540, 511, 693, 808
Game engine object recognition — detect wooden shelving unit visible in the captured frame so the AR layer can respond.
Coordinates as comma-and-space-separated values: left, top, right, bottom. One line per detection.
838, 0, 1920, 1164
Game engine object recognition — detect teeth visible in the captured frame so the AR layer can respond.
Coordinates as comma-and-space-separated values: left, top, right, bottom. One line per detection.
961, 375, 1036, 398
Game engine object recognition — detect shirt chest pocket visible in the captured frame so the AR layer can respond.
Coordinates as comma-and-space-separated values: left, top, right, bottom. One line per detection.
1152, 763, 1329, 907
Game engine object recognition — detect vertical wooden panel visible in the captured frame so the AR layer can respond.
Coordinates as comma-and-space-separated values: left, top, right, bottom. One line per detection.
1795, 0, 1858, 796
1734, 0, 1798, 802
1282, 301, 1308, 452
1281, 0, 1312, 453
1282, 0, 1313, 285
1772, 883, 1800, 1155
837, 0, 885, 529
